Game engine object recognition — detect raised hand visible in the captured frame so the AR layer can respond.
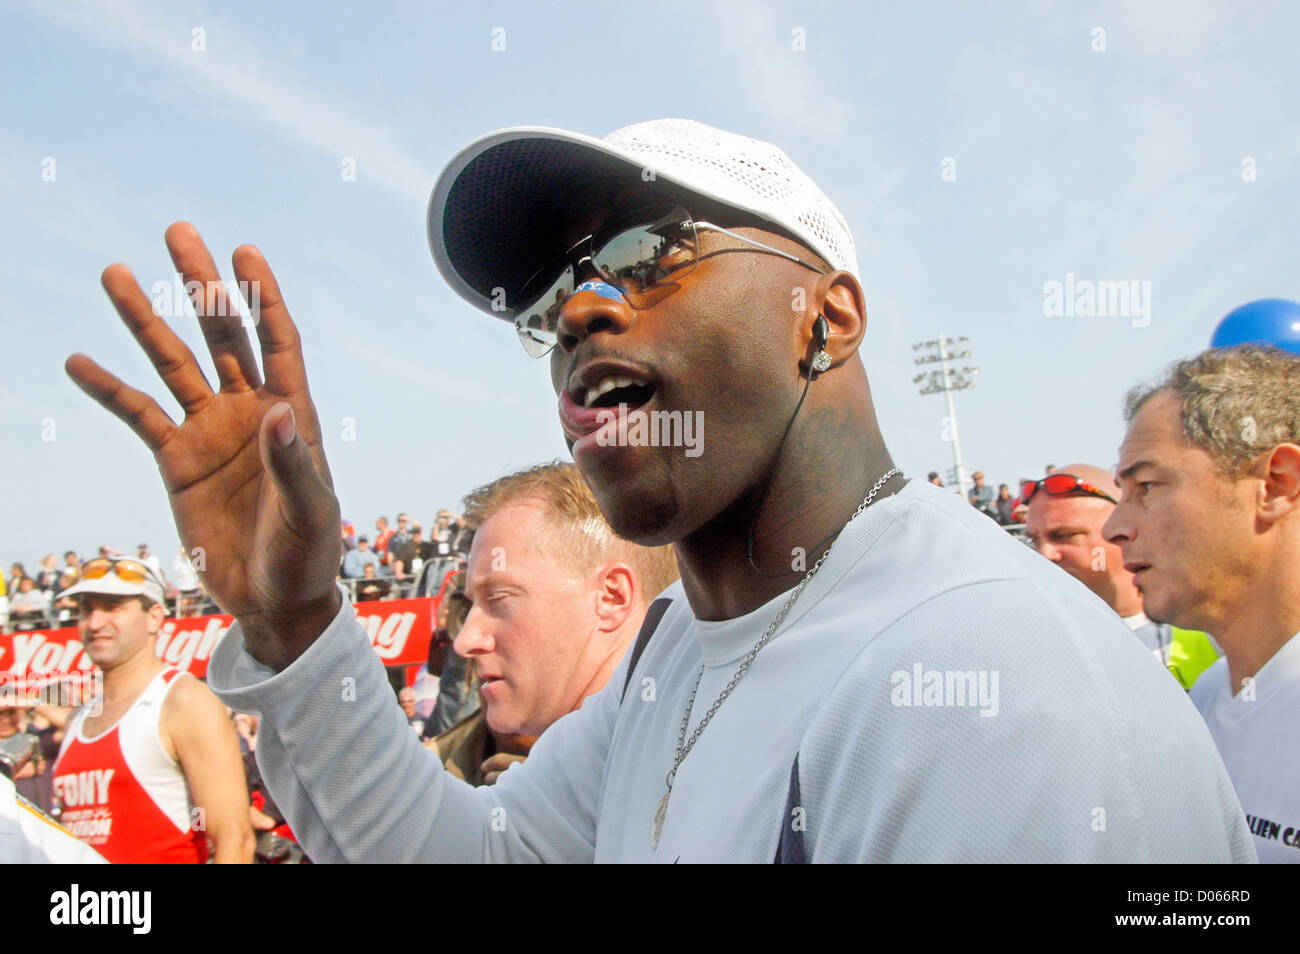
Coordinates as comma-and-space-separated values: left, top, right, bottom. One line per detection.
66, 223, 342, 669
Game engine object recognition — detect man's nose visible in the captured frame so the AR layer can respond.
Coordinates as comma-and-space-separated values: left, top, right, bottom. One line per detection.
555, 282, 636, 353
1101, 505, 1131, 547
452, 605, 494, 658
1037, 541, 1062, 563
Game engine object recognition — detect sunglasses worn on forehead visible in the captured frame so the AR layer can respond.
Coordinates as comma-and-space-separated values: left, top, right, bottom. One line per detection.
80, 557, 164, 588
512, 204, 828, 358
1019, 474, 1118, 506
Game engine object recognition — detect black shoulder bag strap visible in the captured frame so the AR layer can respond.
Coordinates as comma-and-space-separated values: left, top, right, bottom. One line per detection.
619, 597, 673, 702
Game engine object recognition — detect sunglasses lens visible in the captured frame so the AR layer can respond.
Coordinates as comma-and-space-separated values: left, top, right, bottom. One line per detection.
514, 263, 572, 358
1041, 474, 1077, 496
592, 207, 696, 296
510, 205, 695, 358
1019, 480, 1038, 502
79, 558, 152, 585
114, 561, 149, 583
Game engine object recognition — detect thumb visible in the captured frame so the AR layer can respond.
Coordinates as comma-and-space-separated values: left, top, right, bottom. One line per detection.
258, 403, 332, 526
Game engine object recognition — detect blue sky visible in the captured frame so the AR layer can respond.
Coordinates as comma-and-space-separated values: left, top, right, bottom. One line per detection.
2, 0, 1297, 574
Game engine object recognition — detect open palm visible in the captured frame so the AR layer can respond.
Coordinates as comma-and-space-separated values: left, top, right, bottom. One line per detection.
67, 223, 342, 667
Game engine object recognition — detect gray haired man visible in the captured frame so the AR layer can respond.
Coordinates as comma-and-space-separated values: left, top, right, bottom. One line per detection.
1105, 345, 1300, 862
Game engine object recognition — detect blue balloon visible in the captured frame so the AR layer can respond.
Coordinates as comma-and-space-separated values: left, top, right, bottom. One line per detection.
1211, 298, 1300, 354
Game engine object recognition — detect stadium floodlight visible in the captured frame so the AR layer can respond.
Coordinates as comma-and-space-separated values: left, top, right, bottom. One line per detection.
912, 334, 980, 500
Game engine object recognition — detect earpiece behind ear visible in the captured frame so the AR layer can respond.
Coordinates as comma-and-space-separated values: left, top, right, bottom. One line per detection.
809, 315, 832, 374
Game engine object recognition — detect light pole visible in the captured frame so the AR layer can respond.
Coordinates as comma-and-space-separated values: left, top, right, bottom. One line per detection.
912, 335, 979, 501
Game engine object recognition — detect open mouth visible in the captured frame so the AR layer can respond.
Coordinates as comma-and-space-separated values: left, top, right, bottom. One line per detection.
575, 375, 656, 411
559, 364, 662, 445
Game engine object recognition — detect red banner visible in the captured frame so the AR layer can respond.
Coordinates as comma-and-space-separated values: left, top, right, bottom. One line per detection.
0, 597, 435, 694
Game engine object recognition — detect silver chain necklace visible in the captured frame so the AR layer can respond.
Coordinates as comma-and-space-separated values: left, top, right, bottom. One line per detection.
651, 466, 901, 848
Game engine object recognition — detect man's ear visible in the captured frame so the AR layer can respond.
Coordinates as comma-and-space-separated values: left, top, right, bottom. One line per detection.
803, 271, 866, 371
146, 600, 167, 634
1257, 443, 1300, 525
592, 563, 637, 635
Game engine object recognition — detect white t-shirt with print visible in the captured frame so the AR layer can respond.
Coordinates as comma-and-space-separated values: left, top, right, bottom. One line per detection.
1191, 631, 1300, 863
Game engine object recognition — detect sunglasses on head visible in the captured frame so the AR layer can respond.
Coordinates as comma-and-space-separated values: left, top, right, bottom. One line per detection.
512, 204, 828, 358
1019, 474, 1118, 506
80, 557, 164, 588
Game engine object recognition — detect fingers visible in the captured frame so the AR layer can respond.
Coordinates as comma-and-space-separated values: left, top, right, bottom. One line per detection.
65, 354, 179, 454
101, 264, 215, 414
257, 402, 335, 529
231, 243, 334, 490
230, 244, 309, 398
479, 752, 526, 785
165, 222, 264, 392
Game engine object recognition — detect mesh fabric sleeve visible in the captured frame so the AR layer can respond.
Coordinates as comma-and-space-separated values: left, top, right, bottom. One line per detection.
794, 579, 1255, 863
205, 588, 616, 863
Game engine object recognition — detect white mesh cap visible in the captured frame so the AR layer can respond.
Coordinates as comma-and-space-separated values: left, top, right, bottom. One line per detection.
428, 118, 860, 320
603, 119, 858, 275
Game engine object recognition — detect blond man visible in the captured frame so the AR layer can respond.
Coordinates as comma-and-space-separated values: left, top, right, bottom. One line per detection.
432, 462, 678, 785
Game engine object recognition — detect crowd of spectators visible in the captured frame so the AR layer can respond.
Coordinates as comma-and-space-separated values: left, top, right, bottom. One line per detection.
338, 510, 469, 602
926, 465, 1070, 528
0, 544, 215, 633
1, 510, 471, 632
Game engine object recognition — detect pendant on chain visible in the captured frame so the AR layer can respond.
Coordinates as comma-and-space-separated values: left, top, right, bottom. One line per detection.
652, 790, 669, 848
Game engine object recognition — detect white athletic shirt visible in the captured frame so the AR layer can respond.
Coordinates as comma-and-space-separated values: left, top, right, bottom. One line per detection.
1123, 612, 1164, 661
208, 479, 1255, 862
1190, 630, 1300, 863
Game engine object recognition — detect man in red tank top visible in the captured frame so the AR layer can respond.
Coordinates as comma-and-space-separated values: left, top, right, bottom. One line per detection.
51, 558, 254, 863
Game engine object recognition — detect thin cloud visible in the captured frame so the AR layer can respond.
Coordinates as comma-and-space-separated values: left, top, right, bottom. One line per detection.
23, 0, 434, 200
